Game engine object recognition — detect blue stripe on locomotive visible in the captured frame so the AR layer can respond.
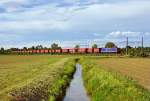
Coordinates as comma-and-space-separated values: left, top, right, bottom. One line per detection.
101, 48, 118, 53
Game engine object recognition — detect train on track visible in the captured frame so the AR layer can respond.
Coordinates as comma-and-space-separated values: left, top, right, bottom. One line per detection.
12, 48, 120, 54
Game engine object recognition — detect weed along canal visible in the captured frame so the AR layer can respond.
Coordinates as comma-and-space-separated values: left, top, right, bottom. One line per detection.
63, 63, 90, 101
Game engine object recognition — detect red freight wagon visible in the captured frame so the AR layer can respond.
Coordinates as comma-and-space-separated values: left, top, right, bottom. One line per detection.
48, 50, 52, 53
44, 50, 49, 53
69, 49, 76, 53
27, 50, 30, 53
62, 49, 69, 53
20, 50, 23, 53
51, 50, 55, 53
37, 50, 40, 53
25, 50, 27, 53
33, 50, 37, 53
93, 48, 100, 53
24, 50, 28, 53
19, 50, 22, 53
26, 50, 28, 53
29, 50, 32, 53
18, 50, 20, 53
55, 49, 61, 53
87, 48, 93, 53
41, 50, 45, 53
21, 50, 24, 53
78, 48, 87, 53
23, 50, 26, 53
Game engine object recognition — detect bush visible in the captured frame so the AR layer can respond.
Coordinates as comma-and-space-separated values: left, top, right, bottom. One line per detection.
129, 50, 149, 57
139, 52, 149, 57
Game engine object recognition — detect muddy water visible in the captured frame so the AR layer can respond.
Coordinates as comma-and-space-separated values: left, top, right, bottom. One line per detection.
63, 64, 90, 101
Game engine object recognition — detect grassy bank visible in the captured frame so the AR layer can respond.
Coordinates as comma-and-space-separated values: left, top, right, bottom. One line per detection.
0, 55, 75, 101
81, 57, 150, 101
48, 59, 76, 101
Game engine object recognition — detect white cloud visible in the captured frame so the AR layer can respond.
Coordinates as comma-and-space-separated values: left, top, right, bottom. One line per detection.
0, 0, 27, 4
108, 31, 141, 38
0, 0, 150, 48
63, 0, 80, 5
93, 33, 103, 36
63, 0, 150, 33
145, 32, 150, 36
0, 33, 21, 44
75, 0, 150, 19
0, 3, 78, 32
0, 20, 69, 32
106, 31, 150, 40
0, 0, 150, 33
0, 0, 29, 12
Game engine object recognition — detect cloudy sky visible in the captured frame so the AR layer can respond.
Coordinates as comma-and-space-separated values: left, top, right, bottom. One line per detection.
0, 0, 150, 48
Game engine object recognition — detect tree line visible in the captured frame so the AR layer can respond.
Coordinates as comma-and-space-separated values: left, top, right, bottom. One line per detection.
0, 42, 150, 57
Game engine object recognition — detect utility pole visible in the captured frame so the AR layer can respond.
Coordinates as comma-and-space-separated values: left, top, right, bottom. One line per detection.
126, 37, 128, 55
141, 37, 143, 53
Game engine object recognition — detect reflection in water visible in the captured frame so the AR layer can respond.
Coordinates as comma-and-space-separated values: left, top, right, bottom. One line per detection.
63, 64, 90, 101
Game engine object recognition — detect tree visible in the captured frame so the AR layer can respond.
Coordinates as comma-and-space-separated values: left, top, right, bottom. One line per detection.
126, 45, 132, 49
31, 46, 35, 50
92, 44, 98, 48
0, 47, 5, 53
105, 42, 117, 48
51, 43, 61, 49
0, 47, 4, 51
36, 45, 43, 50
23, 47, 27, 50
10, 48, 19, 51
75, 45, 80, 49
43, 47, 48, 49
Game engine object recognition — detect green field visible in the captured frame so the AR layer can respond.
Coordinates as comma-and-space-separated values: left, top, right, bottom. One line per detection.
0, 55, 75, 101
96, 58, 150, 89
1, 55, 150, 101
81, 57, 150, 101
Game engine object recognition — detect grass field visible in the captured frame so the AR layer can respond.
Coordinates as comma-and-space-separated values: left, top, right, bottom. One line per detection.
1, 55, 150, 101
0, 55, 75, 101
81, 57, 150, 101
94, 57, 150, 89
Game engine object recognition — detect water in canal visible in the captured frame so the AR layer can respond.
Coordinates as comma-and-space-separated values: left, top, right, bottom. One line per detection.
63, 63, 90, 101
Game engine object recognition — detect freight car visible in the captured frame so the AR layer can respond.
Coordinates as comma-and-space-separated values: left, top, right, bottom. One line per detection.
12, 48, 119, 54
78, 48, 87, 53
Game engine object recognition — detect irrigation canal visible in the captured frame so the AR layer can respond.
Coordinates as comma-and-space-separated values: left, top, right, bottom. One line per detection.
63, 63, 90, 101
